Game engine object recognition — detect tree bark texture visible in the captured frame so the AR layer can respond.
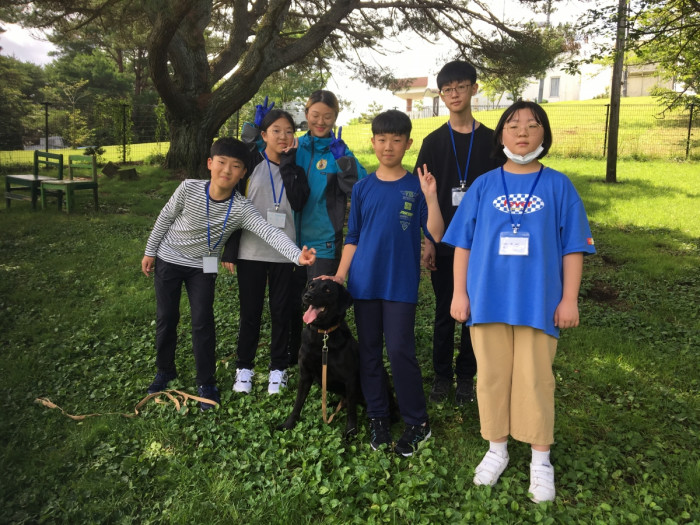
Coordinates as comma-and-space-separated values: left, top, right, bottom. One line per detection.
606, 0, 627, 184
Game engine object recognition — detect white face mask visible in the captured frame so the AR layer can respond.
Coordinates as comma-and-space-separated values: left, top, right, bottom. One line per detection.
502, 143, 544, 165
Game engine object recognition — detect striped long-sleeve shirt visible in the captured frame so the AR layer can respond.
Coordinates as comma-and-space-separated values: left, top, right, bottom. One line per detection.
144, 179, 302, 268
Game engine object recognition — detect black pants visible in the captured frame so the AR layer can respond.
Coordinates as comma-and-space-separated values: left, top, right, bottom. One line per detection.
431, 253, 477, 382
288, 257, 339, 363
354, 299, 428, 426
154, 259, 217, 387
236, 259, 294, 371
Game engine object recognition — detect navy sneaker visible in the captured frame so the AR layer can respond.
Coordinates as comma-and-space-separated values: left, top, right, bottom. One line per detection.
147, 371, 177, 394
394, 421, 431, 457
369, 417, 392, 451
198, 384, 220, 411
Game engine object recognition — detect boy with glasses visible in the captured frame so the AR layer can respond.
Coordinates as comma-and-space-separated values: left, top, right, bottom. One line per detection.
414, 61, 502, 405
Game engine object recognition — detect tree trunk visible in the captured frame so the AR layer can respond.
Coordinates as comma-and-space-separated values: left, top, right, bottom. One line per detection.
606, 0, 627, 184
165, 111, 214, 179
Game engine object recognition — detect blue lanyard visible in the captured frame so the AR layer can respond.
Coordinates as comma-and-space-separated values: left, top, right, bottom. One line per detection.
264, 152, 285, 210
500, 165, 544, 234
448, 119, 476, 189
205, 182, 234, 254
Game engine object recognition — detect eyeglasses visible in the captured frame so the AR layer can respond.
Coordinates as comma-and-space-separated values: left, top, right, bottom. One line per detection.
439, 84, 472, 96
505, 122, 543, 135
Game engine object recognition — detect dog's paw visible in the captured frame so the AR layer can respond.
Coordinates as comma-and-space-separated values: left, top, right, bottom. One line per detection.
277, 420, 296, 431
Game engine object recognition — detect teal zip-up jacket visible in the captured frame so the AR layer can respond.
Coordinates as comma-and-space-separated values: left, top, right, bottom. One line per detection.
293, 131, 367, 259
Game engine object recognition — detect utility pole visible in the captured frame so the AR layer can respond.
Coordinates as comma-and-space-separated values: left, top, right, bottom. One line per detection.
606, 0, 627, 183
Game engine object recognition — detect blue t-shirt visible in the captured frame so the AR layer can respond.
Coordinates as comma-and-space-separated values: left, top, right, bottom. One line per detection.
442, 166, 596, 338
345, 172, 434, 304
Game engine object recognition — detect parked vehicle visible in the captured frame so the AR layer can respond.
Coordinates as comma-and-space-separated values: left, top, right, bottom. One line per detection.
282, 102, 308, 131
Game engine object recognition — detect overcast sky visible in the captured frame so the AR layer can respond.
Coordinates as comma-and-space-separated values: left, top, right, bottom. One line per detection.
1, 23, 55, 65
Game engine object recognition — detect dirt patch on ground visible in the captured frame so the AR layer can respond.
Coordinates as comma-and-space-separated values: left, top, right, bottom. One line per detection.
583, 279, 621, 304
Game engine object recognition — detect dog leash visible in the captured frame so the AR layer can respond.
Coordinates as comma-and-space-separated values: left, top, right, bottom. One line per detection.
319, 325, 345, 424
35, 389, 219, 419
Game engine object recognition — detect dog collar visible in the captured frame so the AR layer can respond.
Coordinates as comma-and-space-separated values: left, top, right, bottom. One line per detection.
315, 324, 340, 335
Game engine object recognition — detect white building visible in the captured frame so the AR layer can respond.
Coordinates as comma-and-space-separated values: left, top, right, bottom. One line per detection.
392, 58, 673, 111
520, 61, 610, 102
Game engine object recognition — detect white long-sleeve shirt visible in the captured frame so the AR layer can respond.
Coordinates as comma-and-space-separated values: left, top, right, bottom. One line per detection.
144, 179, 301, 268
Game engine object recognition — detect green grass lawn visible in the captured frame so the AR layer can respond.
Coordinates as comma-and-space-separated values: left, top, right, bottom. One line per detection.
0, 160, 698, 523
342, 97, 698, 160
1, 97, 698, 170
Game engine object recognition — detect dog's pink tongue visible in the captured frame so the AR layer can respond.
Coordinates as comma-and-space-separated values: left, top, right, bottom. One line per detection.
303, 305, 322, 324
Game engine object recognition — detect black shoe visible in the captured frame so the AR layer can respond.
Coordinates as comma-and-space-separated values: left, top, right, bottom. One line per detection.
455, 378, 476, 405
369, 417, 392, 451
147, 371, 177, 394
198, 384, 220, 411
394, 421, 432, 457
429, 376, 451, 403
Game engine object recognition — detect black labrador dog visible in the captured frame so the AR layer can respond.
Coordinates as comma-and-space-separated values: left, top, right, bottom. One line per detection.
278, 279, 363, 438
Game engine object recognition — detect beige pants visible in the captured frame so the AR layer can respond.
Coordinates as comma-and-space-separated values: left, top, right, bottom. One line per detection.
470, 323, 558, 445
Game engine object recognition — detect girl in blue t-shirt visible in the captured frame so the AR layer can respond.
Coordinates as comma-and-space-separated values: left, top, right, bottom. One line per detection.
442, 101, 596, 504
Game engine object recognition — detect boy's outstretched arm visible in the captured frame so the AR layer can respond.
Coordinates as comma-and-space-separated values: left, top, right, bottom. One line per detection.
142, 255, 155, 277
450, 247, 470, 323
554, 252, 584, 329
298, 246, 317, 266
417, 164, 444, 243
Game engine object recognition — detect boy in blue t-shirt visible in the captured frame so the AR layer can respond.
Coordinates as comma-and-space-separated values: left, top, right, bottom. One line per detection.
325, 110, 444, 456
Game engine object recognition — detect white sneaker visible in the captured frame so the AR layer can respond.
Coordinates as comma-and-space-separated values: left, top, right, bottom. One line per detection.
473, 450, 509, 486
529, 463, 556, 503
233, 368, 254, 393
267, 369, 288, 395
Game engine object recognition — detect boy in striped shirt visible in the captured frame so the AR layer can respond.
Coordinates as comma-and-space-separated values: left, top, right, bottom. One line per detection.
142, 138, 316, 410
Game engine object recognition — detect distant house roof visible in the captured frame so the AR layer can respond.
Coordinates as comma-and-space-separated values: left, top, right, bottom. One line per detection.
391, 76, 439, 100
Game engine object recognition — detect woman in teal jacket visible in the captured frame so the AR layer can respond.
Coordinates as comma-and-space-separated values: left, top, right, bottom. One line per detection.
287, 90, 367, 363
292, 90, 367, 274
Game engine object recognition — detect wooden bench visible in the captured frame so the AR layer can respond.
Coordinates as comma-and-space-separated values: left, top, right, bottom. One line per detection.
41, 154, 99, 213
4, 151, 64, 209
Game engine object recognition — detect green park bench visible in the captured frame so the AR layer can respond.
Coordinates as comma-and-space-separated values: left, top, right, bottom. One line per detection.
4, 150, 64, 210
41, 154, 99, 213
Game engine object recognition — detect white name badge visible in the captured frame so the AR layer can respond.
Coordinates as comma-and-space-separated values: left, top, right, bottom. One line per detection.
452, 187, 467, 206
267, 209, 286, 228
499, 232, 530, 256
203, 255, 219, 273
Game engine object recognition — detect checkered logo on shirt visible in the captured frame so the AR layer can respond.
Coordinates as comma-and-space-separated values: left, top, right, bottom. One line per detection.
493, 194, 545, 214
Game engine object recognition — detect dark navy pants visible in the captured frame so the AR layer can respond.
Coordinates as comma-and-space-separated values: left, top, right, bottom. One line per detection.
236, 259, 294, 371
354, 299, 428, 426
154, 259, 217, 386
431, 253, 477, 382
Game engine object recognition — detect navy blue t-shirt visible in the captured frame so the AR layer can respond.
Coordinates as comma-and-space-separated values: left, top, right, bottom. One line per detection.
345, 172, 435, 304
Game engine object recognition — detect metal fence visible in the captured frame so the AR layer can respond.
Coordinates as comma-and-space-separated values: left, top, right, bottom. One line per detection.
0, 101, 697, 169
